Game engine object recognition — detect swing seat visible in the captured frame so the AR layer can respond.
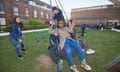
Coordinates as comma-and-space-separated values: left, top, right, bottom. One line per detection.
55, 47, 77, 58
49, 35, 78, 58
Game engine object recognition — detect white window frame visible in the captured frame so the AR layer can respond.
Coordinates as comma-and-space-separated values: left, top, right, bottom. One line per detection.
0, 18, 6, 25
13, 5, 19, 16
46, 13, 49, 19
25, 8, 29, 17
34, 10, 37, 18
0, 2, 5, 14
40, 11, 44, 18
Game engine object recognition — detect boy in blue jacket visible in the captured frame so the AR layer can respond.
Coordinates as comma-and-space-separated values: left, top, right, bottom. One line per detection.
8, 17, 27, 60
81, 24, 86, 36
52, 7, 66, 25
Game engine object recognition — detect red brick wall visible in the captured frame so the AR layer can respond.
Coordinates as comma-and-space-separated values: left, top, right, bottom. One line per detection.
71, 7, 120, 19
71, 7, 120, 26
0, 0, 51, 25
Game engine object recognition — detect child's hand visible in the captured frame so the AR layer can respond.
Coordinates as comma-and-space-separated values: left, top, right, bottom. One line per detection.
54, 32, 58, 36
18, 39, 23, 43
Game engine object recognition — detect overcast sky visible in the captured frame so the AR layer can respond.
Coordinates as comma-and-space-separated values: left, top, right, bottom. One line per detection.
40, 0, 113, 18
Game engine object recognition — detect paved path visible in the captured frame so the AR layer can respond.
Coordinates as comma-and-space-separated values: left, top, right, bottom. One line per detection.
0, 28, 48, 36
111, 28, 120, 32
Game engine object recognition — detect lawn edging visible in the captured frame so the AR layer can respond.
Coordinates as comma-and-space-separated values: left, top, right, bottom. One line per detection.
0, 28, 48, 36
111, 28, 120, 32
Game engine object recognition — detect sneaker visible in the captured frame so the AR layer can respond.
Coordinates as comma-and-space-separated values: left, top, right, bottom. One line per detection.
58, 59, 63, 71
70, 65, 79, 72
80, 64, 92, 71
17, 55, 23, 60
21, 49, 28, 53
86, 49, 95, 54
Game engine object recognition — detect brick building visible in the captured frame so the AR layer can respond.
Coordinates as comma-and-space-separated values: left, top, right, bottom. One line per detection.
71, 2, 120, 27
0, 0, 52, 26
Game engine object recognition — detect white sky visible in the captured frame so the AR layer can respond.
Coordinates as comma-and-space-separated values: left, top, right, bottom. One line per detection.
40, 0, 113, 18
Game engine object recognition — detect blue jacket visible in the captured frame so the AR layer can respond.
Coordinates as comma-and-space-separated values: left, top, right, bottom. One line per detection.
9, 23, 22, 40
53, 9, 65, 22
81, 24, 86, 31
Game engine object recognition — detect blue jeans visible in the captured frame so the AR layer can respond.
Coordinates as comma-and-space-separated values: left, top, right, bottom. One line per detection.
63, 38, 85, 67
48, 35, 60, 63
48, 45, 60, 64
8, 36, 25, 56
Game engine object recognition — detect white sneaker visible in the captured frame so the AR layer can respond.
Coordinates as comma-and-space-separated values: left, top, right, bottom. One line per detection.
70, 66, 79, 72
80, 64, 92, 71
86, 49, 95, 54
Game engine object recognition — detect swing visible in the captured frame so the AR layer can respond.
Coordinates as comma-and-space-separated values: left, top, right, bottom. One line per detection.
49, 0, 77, 58
49, 34, 77, 58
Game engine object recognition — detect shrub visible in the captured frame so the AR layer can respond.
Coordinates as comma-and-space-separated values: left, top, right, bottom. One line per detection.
28, 19, 45, 25
21, 19, 29, 25
2, 26, 10, 32
3, 19, 49, 32
114, 25, 120, 29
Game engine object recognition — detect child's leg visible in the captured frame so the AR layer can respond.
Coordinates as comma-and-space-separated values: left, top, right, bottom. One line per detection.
78, 38, 89, 51
8, 36, 21, 56
19, 38, 25, 51
63, 39, 74, 67
70, 40, 85, 61
36, 32, 40, 42
21, 42, 25, 51
48, 45, 60, 64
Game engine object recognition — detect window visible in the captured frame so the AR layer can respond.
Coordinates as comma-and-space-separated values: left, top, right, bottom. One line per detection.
25, 8, 29, 17
0, 2, 5, 14
40, 11, 44, 18
46, 13, 49, 19
13, 5, 19, 16
34, 10, 37, 18
0, 18, 6, 25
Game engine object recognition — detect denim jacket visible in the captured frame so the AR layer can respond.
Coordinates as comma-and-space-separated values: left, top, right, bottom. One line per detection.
9, 23, 22, 40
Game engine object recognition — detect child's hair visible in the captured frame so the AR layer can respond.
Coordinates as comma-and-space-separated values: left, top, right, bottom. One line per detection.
13, 16, 20, 23
13, 16, 24, 29
69, 19, 73, 24
52, 6, 58, 11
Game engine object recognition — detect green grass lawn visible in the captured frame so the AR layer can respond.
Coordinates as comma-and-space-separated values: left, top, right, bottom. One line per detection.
0, 29, 120, 72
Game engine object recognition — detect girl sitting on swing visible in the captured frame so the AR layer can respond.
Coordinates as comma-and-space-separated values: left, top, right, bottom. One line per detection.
49, 20, 92, 72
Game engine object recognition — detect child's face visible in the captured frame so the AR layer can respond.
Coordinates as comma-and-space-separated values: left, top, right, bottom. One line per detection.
71, 21, 76, 27
53, 10, 58, 14
16, 17, 21, 23
58, 21, 64, 28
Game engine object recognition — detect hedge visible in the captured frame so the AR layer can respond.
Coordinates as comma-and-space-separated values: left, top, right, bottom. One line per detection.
114, 25, 120, 29
2, 19, 49, 32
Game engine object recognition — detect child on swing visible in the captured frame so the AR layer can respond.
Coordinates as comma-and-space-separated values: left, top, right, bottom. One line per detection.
47, 6, 65, 71
49, 20, 92, 72
70, 19, 95, 55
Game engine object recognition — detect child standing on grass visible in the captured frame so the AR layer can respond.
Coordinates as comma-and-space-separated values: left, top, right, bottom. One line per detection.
8, 16, 27, 60
81, 24, 86, 36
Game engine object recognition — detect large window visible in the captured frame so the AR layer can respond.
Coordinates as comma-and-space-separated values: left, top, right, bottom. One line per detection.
0, 18, 6, 25
34, 10, 37, 18
0, 2, 5, 14
25, 8, 29, 17
40, 11, 44, 18
13, 5, 19, 16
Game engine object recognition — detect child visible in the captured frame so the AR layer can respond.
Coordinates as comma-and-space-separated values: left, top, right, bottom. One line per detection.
70, 19, 95, 55
49, 20, 92, 72
8, 16, 27, 60
52, 7, 66, 25
81, 24, 86, 36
